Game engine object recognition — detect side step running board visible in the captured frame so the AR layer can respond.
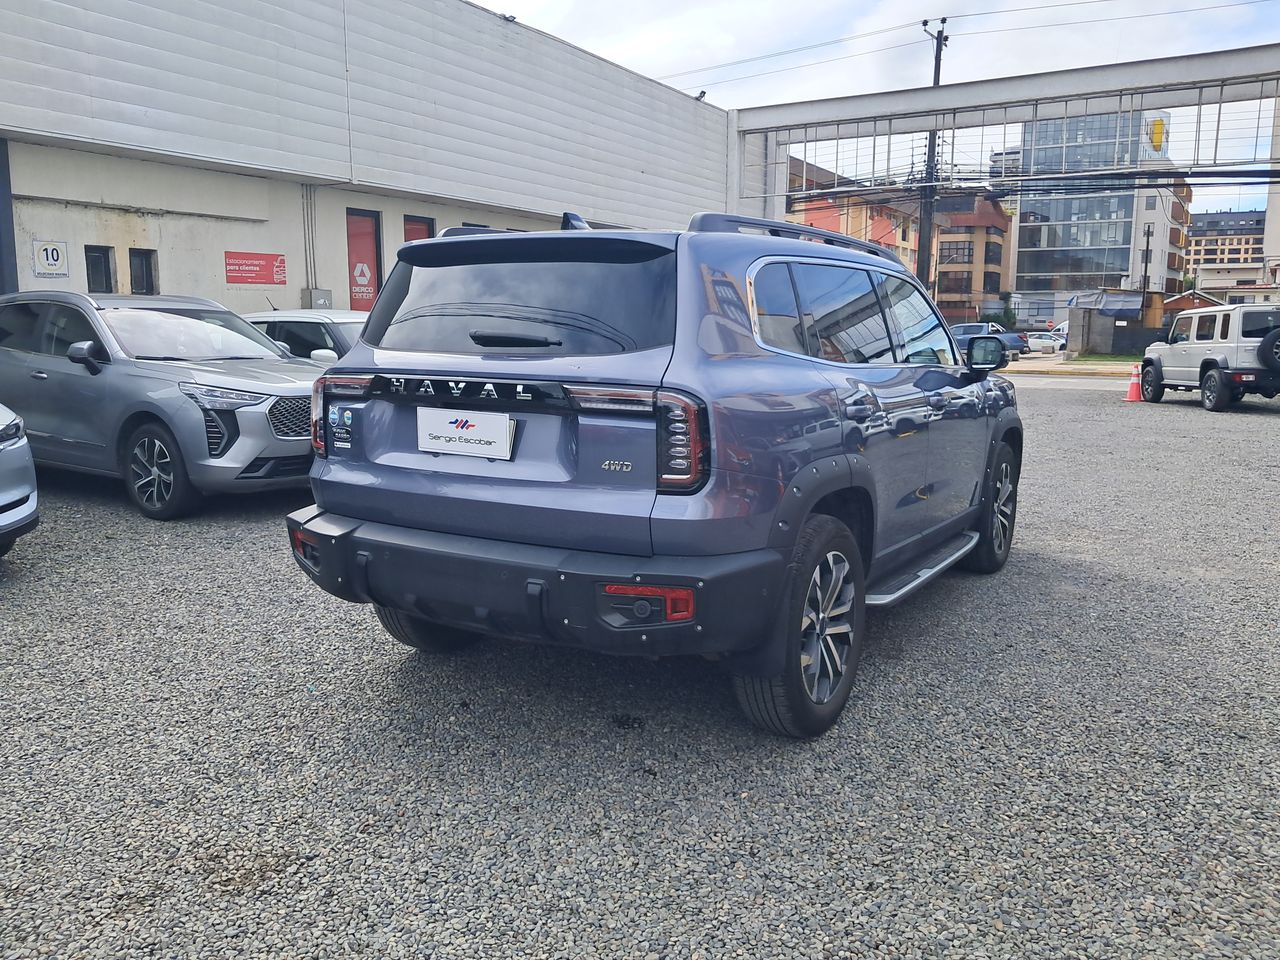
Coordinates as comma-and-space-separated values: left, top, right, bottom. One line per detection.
865, 531, 980, 608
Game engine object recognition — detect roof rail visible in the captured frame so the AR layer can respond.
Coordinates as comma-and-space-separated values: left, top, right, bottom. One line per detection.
686, 212, 903, 266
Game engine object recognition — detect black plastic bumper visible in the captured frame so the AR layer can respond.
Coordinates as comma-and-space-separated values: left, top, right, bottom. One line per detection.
1227, 369, 1280, 394
286, 506, 786, 658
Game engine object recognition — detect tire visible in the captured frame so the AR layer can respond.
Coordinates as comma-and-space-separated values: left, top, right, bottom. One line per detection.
1140, 364, 1165, 403
958, 441, 1019, 575
732, 514, 866, 739
123, 422, 201, 520
0, 538, 13, 559
1258, 328, 1280, 373
1200, 368, 1231, 412
374, 604, 482, 653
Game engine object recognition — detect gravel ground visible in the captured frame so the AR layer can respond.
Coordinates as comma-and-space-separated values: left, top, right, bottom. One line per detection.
2, 383, 1278, 959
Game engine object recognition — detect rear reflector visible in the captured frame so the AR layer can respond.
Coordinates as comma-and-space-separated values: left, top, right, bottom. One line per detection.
602, 583, 695, 622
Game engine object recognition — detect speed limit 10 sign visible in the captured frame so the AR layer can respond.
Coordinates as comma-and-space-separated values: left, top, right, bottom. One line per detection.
33, 241, 70, 278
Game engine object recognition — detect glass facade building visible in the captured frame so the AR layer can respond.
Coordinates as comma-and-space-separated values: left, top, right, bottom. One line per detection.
1014, 111, 1169, 295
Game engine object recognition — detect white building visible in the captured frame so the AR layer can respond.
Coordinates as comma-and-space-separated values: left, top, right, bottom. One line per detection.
0, 0, 731, 312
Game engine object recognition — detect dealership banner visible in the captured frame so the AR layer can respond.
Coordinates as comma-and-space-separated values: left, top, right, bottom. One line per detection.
225, 252, 287, 285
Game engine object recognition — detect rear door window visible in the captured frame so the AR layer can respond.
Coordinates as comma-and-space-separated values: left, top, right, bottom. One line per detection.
877, 275, 958, 366
1241, 309, 1280, 339
366, 237, 676, 356
751, 263, 806, 355
0, 301, 43, 353
1194, 315, 1215, 341
791, 263, 894, 365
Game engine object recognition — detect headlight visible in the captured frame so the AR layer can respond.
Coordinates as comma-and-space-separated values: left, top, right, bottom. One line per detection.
0, 415, 23, 443
179, 383, 269, 410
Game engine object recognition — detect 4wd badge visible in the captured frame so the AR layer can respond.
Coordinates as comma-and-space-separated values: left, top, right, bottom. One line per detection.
601, 460, 632, 472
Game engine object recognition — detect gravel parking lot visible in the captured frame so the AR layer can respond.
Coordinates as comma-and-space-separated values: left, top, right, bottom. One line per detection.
2, 382, 1278, 959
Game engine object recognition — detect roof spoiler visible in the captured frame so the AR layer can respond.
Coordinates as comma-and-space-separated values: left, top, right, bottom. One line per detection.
437, 212, 593, 240
687, 212, 903, 266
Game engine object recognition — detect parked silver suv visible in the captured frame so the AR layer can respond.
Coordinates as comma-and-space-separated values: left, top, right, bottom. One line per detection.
1142, 305, 1280, 411
0, 293, 322, 518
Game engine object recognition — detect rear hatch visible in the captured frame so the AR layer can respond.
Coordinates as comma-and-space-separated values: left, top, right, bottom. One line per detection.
311, 233, 687, 557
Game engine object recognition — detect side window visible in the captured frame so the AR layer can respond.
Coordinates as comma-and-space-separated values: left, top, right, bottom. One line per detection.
1219, 313, 1230, 340
1194, 315, 1215, 341
751, 263, 807, 355
39, 305, 100, 357
877, 275, 958, 366
1170, 316, 1193, 343
275, 321, 334, 358
791, 263, 894, 365
0, 302, 43, 353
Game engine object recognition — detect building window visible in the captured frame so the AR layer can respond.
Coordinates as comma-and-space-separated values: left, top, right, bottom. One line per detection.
983, 271, 1002, 294
939, 241, 973, 264
404, 215, 436, 242
85, 246, 115, 294
1145, 196, 1157, 210
936, 272, 971, 294
129, 249, 157, 295
984, 241, 1002, 266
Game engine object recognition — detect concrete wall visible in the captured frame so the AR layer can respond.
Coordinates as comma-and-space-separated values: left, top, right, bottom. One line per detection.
8, 143, 558, 312
0, 0, 728, 230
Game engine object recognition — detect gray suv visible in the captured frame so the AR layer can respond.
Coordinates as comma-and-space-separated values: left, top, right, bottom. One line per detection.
287, 214, 1023, 737
0, 293, 322, 519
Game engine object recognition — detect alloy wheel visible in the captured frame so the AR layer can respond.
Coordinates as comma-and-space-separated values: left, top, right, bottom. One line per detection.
1203, 376, 1218, 407
131, 436, 174, 509
993, 461, 1016, 555
798, 550, 856, 704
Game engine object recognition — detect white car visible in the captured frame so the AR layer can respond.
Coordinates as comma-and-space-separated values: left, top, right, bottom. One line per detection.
1142, 305, 1280, 411
1026, 332, 1065, 352
245, 310, 369, 364
0, 401, 39, 559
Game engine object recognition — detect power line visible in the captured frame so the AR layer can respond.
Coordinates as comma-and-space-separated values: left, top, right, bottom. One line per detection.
681, 39, 931, 91
952, 0, 1275, 37
659, 0, 1123, 81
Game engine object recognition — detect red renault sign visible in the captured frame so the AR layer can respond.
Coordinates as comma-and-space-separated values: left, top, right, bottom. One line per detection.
224, 251, 286, 285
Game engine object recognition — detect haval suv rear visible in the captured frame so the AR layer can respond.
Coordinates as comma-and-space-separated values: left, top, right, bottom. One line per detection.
288, 215, 1023, 737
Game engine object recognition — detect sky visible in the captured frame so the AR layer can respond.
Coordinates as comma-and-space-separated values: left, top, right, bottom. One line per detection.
470, 0, 1280, 210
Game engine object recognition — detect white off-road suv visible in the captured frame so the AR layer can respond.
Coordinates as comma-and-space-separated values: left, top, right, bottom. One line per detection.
1142, 305, 1280, 411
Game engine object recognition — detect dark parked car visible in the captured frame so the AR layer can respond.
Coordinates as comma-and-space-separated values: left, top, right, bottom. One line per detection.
950, 322, 1029, 359
287, 214, 1023, 737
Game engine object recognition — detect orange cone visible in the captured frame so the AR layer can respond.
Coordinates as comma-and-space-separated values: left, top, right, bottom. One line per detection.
1123, 363, 1142, 402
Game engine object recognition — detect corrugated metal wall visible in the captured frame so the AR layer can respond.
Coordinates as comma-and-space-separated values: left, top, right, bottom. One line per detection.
0, 0, 729, 228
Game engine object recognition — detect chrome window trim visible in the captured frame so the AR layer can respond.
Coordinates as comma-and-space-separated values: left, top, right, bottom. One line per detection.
744, 254, 962, 369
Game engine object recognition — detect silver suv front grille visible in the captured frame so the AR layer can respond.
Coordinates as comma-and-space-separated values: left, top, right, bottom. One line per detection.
267, 396, 311, 440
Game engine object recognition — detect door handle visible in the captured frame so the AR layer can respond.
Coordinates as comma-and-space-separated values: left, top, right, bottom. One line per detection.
845, 403, 876, 421
29, 370, 49, 380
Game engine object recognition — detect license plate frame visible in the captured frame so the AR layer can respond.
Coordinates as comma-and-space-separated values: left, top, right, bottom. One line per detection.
416, 407, 515, 460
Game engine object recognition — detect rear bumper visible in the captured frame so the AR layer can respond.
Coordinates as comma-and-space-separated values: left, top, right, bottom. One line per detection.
1225, 368, 1280, 394
286, 505, 785, 658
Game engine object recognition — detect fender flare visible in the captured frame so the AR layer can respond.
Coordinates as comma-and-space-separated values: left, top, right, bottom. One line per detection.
1198, 354, 1230, 377
1142, 355, 1164, 381
765, 453, 876, 553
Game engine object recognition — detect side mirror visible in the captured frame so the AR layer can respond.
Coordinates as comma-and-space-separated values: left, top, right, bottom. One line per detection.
965, 335, 1007, 379
310, 348, 339, 364
273, 339, 293, 354
67, 340, 105, 374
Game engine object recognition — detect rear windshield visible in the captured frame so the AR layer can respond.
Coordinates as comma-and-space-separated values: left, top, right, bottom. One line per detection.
365, 237, 676, 356
1241, 309, 1280, 339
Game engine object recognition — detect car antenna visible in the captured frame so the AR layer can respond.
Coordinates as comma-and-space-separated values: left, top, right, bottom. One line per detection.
265, 295, 278, 311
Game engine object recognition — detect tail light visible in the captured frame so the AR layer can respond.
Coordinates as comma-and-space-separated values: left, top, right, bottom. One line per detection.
564, 384, 710, 493
656, 389, 708, 492
311, 375, 372, 457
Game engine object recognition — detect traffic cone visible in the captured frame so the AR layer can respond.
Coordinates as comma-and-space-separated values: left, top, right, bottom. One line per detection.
1123, 363, 1142, 402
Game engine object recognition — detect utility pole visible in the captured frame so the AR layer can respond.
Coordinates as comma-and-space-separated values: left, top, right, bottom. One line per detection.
1139, 222, 1153, 320
917, 18, 947, 289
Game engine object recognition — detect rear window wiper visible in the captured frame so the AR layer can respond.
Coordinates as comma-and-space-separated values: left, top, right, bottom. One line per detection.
469, 330, 563, 348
